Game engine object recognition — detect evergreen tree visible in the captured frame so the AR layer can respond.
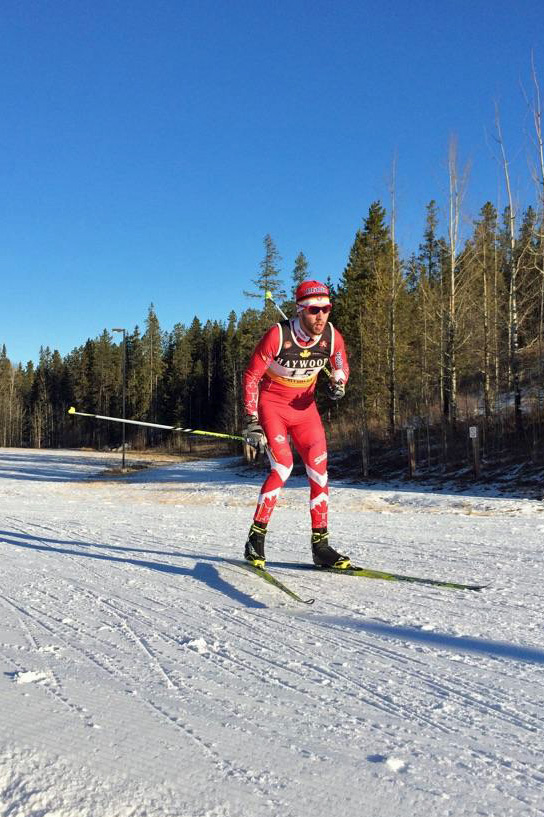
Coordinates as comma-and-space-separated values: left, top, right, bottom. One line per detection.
291, 251, 309, 296
279, 251, 310, 317
413, 205, 449, 420
336, 201, 391, 425
164, 322, 191, 423
419, 200, 442, 285
93, 331, 117, 415
142, 304, 166, 421
516, 207, 541, 349
468, 202, 502, 420
30, 347, 53, 448
126, 327, 148, 421
245, 234, 284, 321
221, 311, 241, 432
0, 346, 14, 446
186, 317, 206, 428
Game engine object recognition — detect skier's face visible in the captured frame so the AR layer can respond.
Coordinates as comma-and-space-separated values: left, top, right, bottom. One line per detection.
300, 305, 331, 337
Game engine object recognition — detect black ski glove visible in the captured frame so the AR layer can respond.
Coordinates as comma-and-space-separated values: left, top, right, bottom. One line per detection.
328, 381, 345, 401
243, 414, 267, 453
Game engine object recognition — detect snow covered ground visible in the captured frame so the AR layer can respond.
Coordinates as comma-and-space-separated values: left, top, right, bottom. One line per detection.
1, 448, 544, 817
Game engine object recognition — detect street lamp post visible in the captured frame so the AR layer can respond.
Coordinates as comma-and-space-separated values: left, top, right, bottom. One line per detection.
112, 328, 127, 470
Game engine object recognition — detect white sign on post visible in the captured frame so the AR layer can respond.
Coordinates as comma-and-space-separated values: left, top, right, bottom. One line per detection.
469, 426, 478, 439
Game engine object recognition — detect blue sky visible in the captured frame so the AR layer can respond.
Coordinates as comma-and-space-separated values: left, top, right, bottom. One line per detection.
1, 0, 543, 365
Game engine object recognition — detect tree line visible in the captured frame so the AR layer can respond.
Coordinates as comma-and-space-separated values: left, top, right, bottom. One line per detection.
1, 188, 543, 463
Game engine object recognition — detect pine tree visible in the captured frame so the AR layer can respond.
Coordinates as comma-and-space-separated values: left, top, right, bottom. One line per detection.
221, 311, 241, 433
186, 317, 206, 428
245, 234, 285, 321
335, 202, 392, 471
0, 346, 14, 446
469, 202, 501, 421
164, 323, 192, 424
126, 327, 147, 419
278, 251, 310, 317
516, 207, 541, 348
419, 200, 442, 285
30, 347, 53, 448
143, 304, 166, 422
292, 251, 309, 296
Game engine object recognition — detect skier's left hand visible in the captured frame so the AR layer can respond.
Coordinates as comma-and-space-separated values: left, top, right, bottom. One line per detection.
328, 380, 345, 401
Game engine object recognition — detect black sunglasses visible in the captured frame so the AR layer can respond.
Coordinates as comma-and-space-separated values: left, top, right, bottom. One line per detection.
306, 305, 332, 315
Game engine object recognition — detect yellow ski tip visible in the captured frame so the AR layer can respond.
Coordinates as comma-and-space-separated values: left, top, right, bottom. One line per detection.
265, 290, 272, 300
68, 406, 76, 414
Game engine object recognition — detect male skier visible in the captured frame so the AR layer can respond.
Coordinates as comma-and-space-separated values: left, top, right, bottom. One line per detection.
242, 280, 351, 569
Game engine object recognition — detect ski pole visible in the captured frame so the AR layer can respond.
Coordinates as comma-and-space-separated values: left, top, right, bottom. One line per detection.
264, 290, 289, 321
67, 407, 244, 442
264, 291, 332, 378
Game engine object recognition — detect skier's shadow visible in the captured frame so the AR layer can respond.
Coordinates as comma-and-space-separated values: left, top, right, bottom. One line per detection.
0, 533, 266, 610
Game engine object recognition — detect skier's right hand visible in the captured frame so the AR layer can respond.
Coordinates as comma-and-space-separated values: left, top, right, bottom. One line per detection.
242, 415, 267, 453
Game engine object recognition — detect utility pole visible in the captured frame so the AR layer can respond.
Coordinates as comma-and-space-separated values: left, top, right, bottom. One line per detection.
112, 328, 127, 470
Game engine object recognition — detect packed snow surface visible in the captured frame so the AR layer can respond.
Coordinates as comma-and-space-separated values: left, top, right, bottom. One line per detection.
1, 448, 544, 817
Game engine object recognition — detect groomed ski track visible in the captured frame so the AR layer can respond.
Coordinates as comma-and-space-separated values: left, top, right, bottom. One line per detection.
1, 449, 544, 817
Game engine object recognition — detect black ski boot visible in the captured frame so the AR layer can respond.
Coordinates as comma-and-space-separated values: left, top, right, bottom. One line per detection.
311, 529, 351, 569
244, 522, 267, 568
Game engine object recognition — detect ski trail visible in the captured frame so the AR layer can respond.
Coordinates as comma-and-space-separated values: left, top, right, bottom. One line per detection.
75, 591, 297, 803
0, 593, 100, 730
89, 592, 177, 690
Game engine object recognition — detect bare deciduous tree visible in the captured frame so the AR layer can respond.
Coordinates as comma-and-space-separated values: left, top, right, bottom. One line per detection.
495, 105, 523, 431
444, 137, 470, 426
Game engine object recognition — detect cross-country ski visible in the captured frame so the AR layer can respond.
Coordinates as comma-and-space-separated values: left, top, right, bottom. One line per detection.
271, 562, 488, 591
227, 559, 315, 605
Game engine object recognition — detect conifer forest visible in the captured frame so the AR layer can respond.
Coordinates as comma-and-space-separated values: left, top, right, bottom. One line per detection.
2, 137, 544, 477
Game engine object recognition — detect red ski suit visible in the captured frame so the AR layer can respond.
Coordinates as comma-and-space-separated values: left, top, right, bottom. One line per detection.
242, 317, 349, 528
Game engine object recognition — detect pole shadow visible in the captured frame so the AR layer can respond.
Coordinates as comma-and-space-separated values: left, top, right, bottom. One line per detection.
309, 614, 544, 666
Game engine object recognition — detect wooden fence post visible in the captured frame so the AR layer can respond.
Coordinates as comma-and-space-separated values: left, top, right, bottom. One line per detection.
361, 428, 369, 479
406, 427, 416, 477
469, 426, 480, 477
